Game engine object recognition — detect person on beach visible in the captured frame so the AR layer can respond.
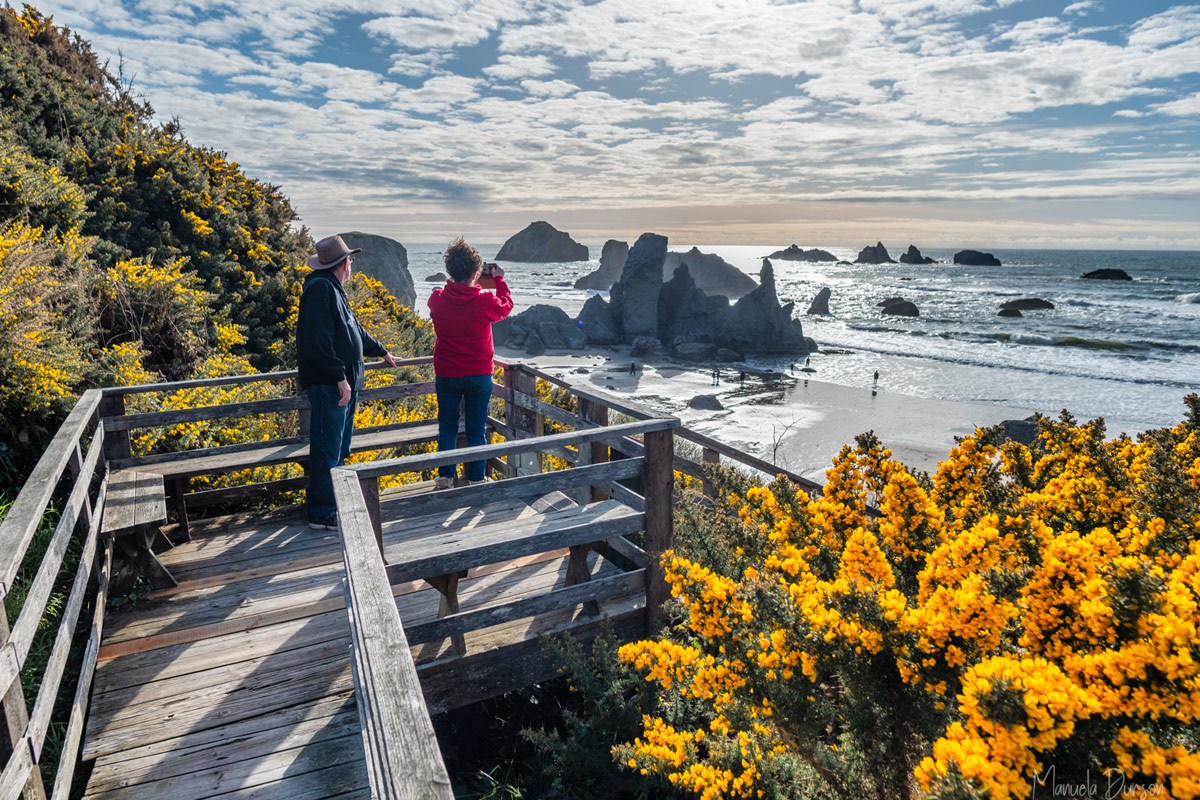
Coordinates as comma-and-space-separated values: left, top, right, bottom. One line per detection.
630, 362, 636, 375
873, 369, 880, 388
712, 367, 721, 386
427, 239, 514, 489
297, 235, 400, 530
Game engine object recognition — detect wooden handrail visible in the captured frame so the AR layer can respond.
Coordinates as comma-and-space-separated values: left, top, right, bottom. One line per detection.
676, 426, 823, 494
100, 357, 435, 396
343, 418, 678, 480
331, 469, 453, 799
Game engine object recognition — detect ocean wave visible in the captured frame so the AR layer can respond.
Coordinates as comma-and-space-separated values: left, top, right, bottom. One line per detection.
1179, 293, 1200, 304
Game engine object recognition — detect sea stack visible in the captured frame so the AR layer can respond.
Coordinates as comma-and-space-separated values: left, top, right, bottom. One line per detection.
807, 287, 832, 315
574, 239, 629, 290
337, 231, 415, 308
610, 232, 668, 340
495, 221, 589, 262
855, 242, 896, 264
899, 245, 935, 265
662, 247, 757, 298
768, 244, 837, 262
1081, 268, 1133, 281
954, 249, 1002, 266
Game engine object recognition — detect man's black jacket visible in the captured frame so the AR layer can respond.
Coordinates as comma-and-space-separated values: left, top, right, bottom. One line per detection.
296, 270, 387, 390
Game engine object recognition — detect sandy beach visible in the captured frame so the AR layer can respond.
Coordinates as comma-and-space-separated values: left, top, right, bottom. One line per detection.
500, 345, 1149, 483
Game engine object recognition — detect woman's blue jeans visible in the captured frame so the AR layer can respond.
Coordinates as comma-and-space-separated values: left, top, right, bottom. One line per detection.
306, 383, 357, 521
435, 374, 493, 481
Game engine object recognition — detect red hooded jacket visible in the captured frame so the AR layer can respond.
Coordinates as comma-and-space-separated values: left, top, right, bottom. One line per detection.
427, 277, 514, 377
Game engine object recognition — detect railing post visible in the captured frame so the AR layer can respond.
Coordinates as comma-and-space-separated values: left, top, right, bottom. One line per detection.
643, 426, 675, 631
0, 611, 45, 799
579, 398, 609, 502
359, 475, 383, 555
98, 393, 132, 461
702, 447, 720, 499
509, 365, 541, 477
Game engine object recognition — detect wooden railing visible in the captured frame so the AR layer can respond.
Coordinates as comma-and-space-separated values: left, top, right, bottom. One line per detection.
0, 353, 817, 799
0, 390, 110, 800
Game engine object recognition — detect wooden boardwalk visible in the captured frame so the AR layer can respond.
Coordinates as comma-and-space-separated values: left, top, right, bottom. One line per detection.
81, 484, 642, 799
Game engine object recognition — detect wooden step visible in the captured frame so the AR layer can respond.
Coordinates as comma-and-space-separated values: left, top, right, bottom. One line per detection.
385, 499, 644, 584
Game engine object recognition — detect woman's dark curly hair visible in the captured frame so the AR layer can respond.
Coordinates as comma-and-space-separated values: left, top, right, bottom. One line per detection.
444, 238, 483, 283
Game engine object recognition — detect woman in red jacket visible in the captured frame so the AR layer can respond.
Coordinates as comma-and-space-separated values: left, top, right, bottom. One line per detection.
427, 238, 514, 488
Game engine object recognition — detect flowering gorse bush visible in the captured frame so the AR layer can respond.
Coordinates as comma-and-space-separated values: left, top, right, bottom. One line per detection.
619, 402, 1200, 800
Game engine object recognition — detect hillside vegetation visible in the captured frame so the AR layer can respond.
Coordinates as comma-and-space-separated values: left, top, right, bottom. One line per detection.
0, 5, 432, 490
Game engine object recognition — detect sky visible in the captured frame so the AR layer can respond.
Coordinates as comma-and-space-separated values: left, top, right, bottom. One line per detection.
32, 0, 1200, 249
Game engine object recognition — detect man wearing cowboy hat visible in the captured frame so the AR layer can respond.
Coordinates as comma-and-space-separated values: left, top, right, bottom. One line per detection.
297, 234, 399, 530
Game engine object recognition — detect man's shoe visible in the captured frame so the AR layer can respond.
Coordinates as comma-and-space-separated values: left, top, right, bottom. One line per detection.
467, 477, 491, 486
309, 516, 337, 531
433, 476, 454, 490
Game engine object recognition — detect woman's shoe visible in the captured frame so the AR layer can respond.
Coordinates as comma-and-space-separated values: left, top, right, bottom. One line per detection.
467, 477, 491, 486
433, 476, 454, 490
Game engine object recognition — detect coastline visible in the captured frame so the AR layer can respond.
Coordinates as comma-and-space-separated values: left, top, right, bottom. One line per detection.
499, 345, 1150, 482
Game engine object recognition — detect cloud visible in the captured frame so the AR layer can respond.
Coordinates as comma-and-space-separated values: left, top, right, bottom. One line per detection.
482, 54, 556, 80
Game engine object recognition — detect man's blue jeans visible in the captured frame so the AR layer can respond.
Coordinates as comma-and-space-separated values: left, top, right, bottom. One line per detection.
435, 374, 493, 482
306, 383, 357, 521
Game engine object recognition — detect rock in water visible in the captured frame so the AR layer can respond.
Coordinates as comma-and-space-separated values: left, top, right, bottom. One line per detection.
807, 287, 831, 315
338, 231, 415, 308
493, 304, 584, 353
854, 242, 896, 264
899, 245, 935, 264
688, 394, 724, 410
881, 300, 919, 317
610, 233, 668, 340
495, 221, 589, 262
576, 295, 620, 345
768, 244, 837, 262
1081, 268, 1133, 281
1000, 298, 1055, 311
574, 239, 629, 289
953, 249, 1002, 266
998, 308, 1023, 317
725, 259, 809, 353
878, 296, 906, 308
424, 272, 447, 282
662, 248, 757, 298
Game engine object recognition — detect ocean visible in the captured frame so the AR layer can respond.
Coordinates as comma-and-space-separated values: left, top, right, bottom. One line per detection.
403, 242, 1200, 434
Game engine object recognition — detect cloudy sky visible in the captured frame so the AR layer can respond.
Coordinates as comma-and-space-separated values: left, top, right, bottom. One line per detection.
35, 0, 1200, 249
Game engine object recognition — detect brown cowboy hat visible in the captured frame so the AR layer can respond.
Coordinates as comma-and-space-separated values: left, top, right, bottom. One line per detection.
307, 235, 362, 270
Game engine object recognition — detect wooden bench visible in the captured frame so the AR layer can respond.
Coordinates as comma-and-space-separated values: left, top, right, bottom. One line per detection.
109, 421, 448, 540
100, 469, 175, 588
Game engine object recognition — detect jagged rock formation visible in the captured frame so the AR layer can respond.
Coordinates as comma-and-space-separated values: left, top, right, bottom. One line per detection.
807, 287, 831, 315
854, 242, 896, 264
657, 263, 734, 348
630, 336, 661, 358
767, 245, 837, 262
576, 294, 620, 345
610, 233, 668, 340
954, 249, 1002, 266
493, 304, 585, 354
662, 248, 757, 298
338, 232, 415, 308
1082, 268, 1132, 281
899, 245, 935, 265
1000, 298, 1055, 311
574, 239, 629, 290
495, 221, 588, 262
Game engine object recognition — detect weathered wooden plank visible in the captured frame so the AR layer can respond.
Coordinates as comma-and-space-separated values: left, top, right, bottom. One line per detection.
418, 600, 646, 715
386, 502, 644, 585
85, 696, 360, 794
27, 477, 106, 753
0, 735, 37, 800
598, 480, 646, 511
183, 476, 308, 509
99, 358, 432, 397
677, 425, 823, 493
643, 427, 674, 628
84, 732, 367, 800
201, 761, 369, 800
100, 470, 165, 536
381, 458, 642, 522
332, 469, 453, 799
50, 539, 111, 800
0, 389, 101, 594
407, 569, 645, 645
1, 431, 104, 702
130, 423, 441, 481
514, 364, 661, 421
349, 418, 676, 480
